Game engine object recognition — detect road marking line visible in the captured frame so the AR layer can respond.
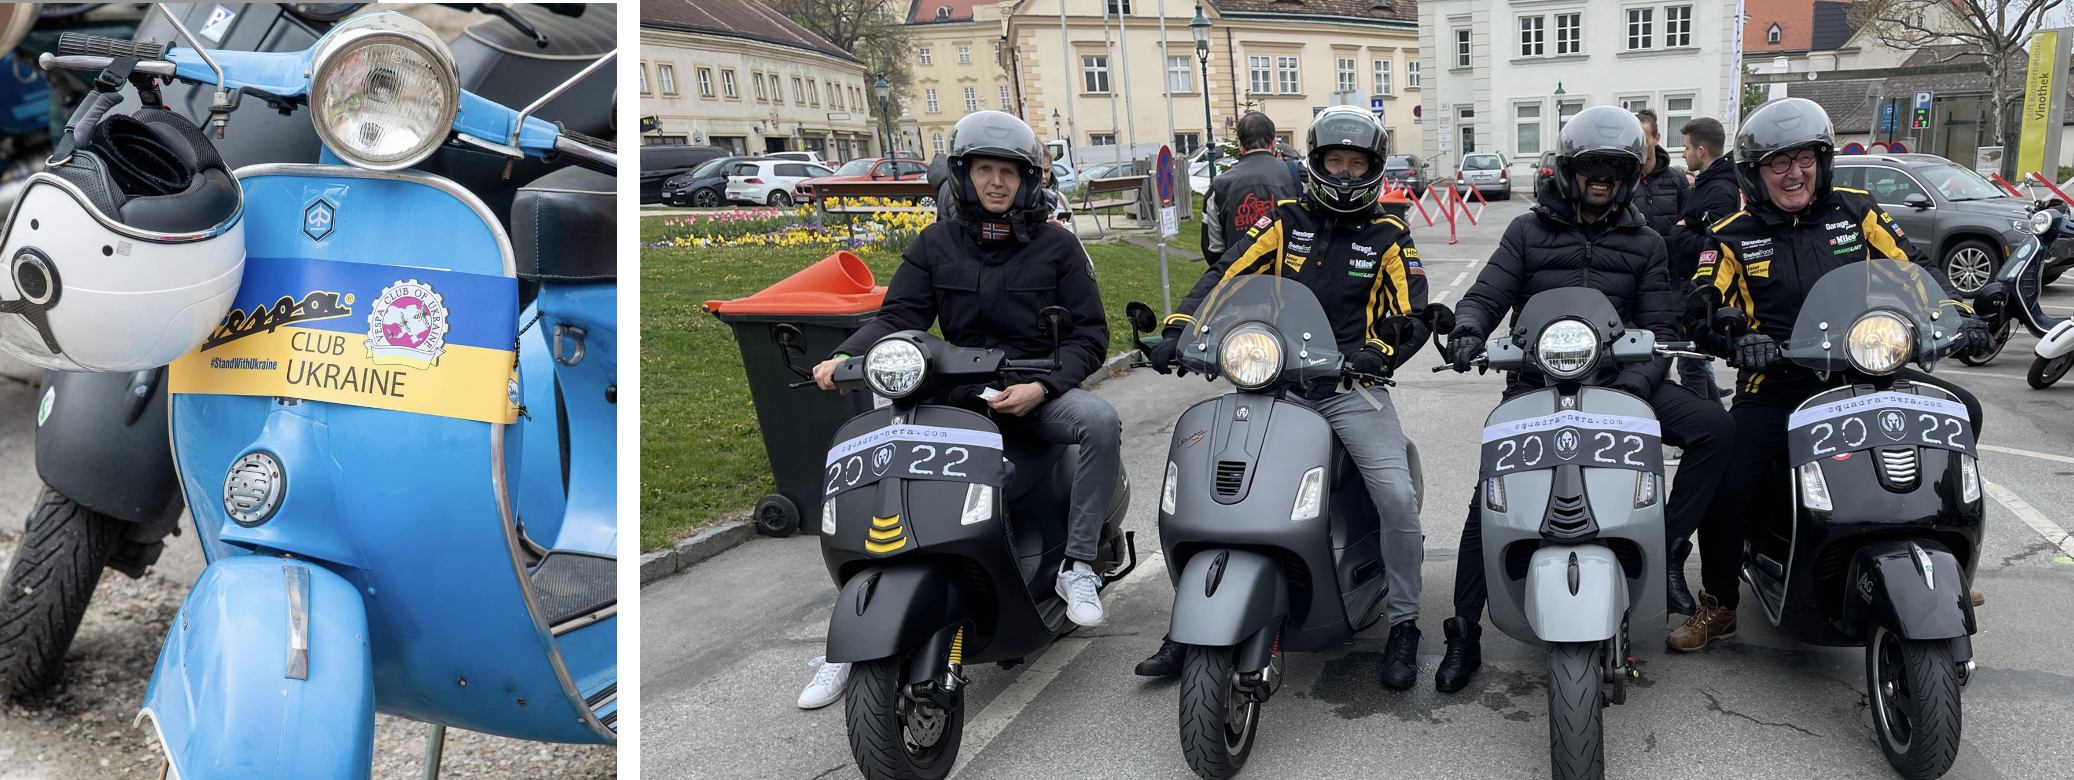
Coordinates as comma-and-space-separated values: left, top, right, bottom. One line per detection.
1431, 291, 1450, 304
1450, 271, 1471, 286
1946, 370, 2026, 380
1978, 443, 2074, 465
1985, 481, 2074, 558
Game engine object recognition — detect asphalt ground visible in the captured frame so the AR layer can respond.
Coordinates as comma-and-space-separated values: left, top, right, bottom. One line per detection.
643, 195, 2074, 780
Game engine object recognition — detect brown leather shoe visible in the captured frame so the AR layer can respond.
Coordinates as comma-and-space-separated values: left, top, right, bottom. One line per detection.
1666, 590, 1737, 652
1971, 589, 1985, 608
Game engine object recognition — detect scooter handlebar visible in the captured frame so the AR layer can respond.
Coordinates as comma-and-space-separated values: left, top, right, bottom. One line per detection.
56, 32, 167, 61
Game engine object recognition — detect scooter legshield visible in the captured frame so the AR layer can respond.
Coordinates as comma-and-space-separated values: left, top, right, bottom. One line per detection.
826, 564, 969, 664
1843, 540, 1976, 643
1523, 545, 1629, 643
2037, 320, 2074, 359
141, 556, 374, 780
1168, 549, 1290, 650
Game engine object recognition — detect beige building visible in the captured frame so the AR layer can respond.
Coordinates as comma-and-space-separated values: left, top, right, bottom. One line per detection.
1000, 0, 1422, 163
641, 0, 883, 161
904, 1, 1016, 158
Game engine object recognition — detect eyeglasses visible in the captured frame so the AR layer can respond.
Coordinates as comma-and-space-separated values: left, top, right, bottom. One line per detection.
1761, 150, 1818, 174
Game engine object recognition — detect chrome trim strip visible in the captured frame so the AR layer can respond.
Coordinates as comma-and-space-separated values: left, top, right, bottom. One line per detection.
133, 709, 187, 780
2, 173, 245, 244
511, 50, 615, 146
588, 689, 616, 715
284, 565, 311, 680
229, 163, 516, 279
549, 602, 617, 637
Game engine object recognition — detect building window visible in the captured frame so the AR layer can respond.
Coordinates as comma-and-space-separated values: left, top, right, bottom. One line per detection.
638, 64, 649, 94
993, 41, 1001, 61
1407, 60, 1420, 89
1174, 132, 1200, 155
1276, 56, 1299, 94
792, 77, 805, 103
1665, 95, 1695, 144
697, 68, 714, 97
920, 48, 933, 65
1107, 0, 1131, 14
1337, 57, 1356, 94
721, 69, 737, 98
925, 88, 940, 113
933, 132, 946, 156
658, 64, 677, 95
1665, 6, 1691, 47
1248, 55, 1272, 95
1455, 30, 1471, 67
809, 80, 821, 105
752, 71, 766, 100
1091, 133, 1116, 145
1516, 104, 1541, 156
832, 84, 843, 109
1083, 55, 1111, 93
1520, 16, 1543, 57
964, 86, 978, 111
1558, 99, 1583, 129
1556, 13, 1580, 54
1628, 8, 1654, 50
1460, 125, 1475, 153
1767, 23, 1781, 45
1000, 85, 1012, 109
1373, 59, 1392, 95
957, 46, 971, 64
768, 74, 783, 102
1168, 55, 1193, 94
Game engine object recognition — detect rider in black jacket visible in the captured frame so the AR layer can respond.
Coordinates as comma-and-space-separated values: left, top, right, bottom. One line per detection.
1434, 107, 1737, 692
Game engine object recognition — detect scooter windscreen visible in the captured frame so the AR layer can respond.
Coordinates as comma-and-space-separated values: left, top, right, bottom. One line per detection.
1177, 275, 1340, 386
1783, 258, 1968, 376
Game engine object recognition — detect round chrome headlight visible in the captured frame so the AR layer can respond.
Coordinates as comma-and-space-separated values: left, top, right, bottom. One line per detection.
2029, 209, 2057, 235
1536, 319, 1598, 379
308, 13, 459, 171
865, 339, 926, 398
1218, 325, 1283, 390
1846, 311, 1912, 375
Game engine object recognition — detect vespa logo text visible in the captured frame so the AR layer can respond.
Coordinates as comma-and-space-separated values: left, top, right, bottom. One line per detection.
204, 291, 355, 351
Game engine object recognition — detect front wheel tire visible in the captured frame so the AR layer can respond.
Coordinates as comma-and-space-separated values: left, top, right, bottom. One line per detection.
769, 191, 795, 207
1547, 641, 1606, 780
691, 188, 721, 208
2029, 354, 2072, 388
1178, 644, 1258, 780
1867, 627, 1964, 780
0, 487, 122, 696
846, 656, 963, 780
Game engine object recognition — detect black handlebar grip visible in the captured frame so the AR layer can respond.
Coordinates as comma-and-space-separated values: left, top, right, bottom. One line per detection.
57, 33, 169, 61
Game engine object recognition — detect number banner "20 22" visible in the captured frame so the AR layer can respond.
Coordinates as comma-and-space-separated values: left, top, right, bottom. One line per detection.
825, 424, 1008, 498
1786, 391, 1974, 467
1478, 410, 1664, 481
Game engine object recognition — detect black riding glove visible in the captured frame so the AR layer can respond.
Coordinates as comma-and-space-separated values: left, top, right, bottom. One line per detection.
1958, 316, 1992, 357
1147, 325, 1183, 375
1445, 326, 1485, 372
1732, 332, 1780, 372
1350, 345, 1390, 380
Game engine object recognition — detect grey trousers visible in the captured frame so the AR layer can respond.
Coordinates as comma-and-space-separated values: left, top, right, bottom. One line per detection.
1288, 387, 1424, 625
1001, 388, 1123, 563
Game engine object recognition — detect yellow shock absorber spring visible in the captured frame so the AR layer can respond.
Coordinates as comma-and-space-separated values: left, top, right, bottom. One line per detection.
948, 627, 965, 666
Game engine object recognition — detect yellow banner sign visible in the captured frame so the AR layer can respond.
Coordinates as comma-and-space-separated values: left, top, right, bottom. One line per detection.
2018, 30, 2060, 178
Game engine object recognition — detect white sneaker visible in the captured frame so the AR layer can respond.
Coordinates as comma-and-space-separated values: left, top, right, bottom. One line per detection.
1055, 560, 1107, 627
798, 656, 848, 709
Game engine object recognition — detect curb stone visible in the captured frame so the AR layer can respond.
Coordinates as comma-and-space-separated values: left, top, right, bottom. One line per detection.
1082, 349, 1142, 390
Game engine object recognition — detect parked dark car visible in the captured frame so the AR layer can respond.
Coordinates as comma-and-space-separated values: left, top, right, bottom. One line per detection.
641, 144, 728, 204
1833, 154, 2041, 296
1382, 154, 1427, 197
1535, 150, 1559, 194
661, 155, 765, 207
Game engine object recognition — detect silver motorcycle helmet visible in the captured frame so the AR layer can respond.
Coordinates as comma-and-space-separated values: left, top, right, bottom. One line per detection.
946, 110, 1044, 213
1552, 105, 1647, 208
1732, 97, 1836, 211
1303, 106, 1389, 215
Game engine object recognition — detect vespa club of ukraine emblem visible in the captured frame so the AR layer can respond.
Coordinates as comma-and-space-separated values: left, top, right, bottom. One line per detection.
364, 279, 451, 369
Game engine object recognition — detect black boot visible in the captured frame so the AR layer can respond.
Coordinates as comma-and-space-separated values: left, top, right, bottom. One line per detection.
1380, 620, 1421, 690
1136, 637, 1183, 678
1434, 617, 1482, 693
1667, 538, 1696, 616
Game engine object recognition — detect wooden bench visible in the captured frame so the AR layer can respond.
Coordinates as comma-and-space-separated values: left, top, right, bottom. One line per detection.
810, 180, 941, 216
1080, 174, 1148, 236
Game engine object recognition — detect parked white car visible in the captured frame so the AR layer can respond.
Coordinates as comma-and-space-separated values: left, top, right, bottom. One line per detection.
726, 160, 834, 207
768, 150, 827, 165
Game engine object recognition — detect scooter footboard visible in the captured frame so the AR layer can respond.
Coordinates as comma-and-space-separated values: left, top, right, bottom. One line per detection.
826, 564, 969, 664
140, 557, 374, 780
1168, 549, 1290, 656
1523, 545, 1628, 643
1844, 540, 1976, 643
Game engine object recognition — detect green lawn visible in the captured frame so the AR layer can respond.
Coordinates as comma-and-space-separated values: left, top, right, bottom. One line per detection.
639, 217, 1204, 550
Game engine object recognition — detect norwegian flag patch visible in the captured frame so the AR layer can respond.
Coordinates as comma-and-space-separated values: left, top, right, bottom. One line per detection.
1698, 250, 1718, 266
980, 221, 1011, 241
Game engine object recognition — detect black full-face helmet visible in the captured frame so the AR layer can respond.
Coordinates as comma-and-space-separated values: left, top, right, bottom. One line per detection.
1303, 106, 1389, 215
1733, 97, 1836, 211
946, 110, 1044, 213
1552, 105, 1647, 208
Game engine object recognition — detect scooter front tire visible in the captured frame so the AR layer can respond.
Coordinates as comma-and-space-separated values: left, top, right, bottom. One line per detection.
1547, 641, 1606, 780
1868, 626, 1964, 780
2028, 354, 2072, 388
846, 656, 963, 780
1179, 644, 1259, 780
0, 487, 120, 696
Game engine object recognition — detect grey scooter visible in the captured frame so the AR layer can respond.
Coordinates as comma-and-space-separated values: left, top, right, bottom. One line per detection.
1127, 277, 1425, 780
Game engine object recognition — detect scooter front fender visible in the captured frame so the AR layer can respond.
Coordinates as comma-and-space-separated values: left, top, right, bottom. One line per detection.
2037, 320, 2074, 359
1168, 549, 1289, 650
1523, 545, 1628, 644
1843, 540, 1976, 643
826, 564, 968, 664
140, 556, 374, 780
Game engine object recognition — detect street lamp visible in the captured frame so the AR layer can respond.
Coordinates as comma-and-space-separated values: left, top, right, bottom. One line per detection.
873, 72, 893, 157
1190, 4, 1215, 185
1052, 109, 1062, 143
1553, 82, 1567, 131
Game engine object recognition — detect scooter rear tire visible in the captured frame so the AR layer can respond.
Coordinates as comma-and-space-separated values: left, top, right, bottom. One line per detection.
1867, 627, 1964, 780
1178, 644, 1258, 780
2029, 354, 2072, 388
846, 656, 963, 780
0, 487, 121, 696
1547, 641, 1606, 780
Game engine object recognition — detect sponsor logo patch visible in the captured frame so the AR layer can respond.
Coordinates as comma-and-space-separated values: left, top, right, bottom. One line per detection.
1698, 250, 1718, 265
1351, 242, 1377, 256
1407, 258, 1424, 276
1740, 237, 1772, 249
1235, 193, 1276, 232
1254, 214, 1275, 229
1744, 247, 1774, 260
1825, 220, 1855, 231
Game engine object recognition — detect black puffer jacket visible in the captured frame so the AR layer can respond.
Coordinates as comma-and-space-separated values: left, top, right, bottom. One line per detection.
1455, 178, 1677, 392
1667, 155, 1741, 283
1630, 145, 1688, 241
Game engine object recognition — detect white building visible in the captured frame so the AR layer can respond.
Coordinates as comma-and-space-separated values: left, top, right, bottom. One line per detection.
1415, 0, 1740, 179
641, 0, 882, 161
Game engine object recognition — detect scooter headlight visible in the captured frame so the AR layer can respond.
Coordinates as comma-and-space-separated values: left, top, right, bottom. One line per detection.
308, 13, 459, 171
1845, 311, 1912, 375
2029, 209, 2058, 235
1218, 325, 1282, 390
865, 339, 927, 398
1535, 319, 1598, 379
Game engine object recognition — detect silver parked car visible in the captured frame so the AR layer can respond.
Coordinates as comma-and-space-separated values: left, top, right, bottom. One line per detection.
1833, 154, 2035, 296
1454, 152, 1511, 200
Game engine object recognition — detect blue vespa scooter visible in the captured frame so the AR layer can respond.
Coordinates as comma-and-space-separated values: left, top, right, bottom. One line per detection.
36, 8, 617, 776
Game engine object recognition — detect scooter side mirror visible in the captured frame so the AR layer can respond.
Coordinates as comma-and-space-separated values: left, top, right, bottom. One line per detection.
1124, 301, 1157, 334
1713, 306, 1748, 337
1974, 282, 2009, 331
1038, 305, 1072, 352
771, 323, 814, 382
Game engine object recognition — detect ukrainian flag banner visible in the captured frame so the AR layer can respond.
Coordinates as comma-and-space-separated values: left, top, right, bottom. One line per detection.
170, 256, 520, 424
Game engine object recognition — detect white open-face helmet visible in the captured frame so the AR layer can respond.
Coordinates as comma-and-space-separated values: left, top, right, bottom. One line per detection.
0, 108, 244, 372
